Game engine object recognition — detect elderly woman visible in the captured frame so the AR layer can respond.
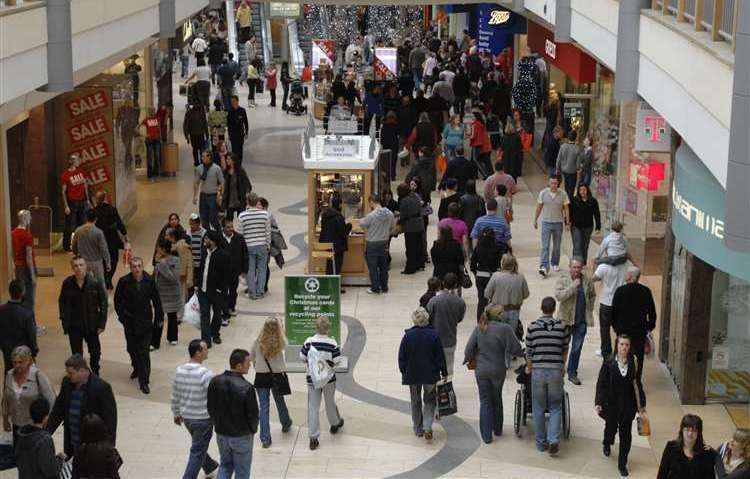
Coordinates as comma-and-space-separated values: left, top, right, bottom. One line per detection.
2, 346, 56, 441
463, 305, 522, 443
398, 308, 447, 442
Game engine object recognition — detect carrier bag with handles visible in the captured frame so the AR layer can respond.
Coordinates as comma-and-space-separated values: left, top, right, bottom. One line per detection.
436, 380, 458, 417
183, 293, 202, 329
307, 345, 335, 390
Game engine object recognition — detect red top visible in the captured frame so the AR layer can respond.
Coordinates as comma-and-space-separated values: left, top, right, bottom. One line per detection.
61, 168, 87, 201
11, 227, 35, 268
470, 120, 492, 153
266, 69, 278, 89
301, 66, 313, 82
143, 115, 161, 141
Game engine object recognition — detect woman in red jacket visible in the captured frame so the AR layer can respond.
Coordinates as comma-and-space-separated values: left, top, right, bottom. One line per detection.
266, 63, 278, 107
470, 111, 493, 179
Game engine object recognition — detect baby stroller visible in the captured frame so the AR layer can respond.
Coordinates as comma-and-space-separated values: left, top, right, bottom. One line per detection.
286, 80, 307, 115
513, 365, 571, 439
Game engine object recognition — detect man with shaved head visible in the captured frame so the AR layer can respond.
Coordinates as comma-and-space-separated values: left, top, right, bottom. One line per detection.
612, 266, 656, 380
93, 190, 128, 291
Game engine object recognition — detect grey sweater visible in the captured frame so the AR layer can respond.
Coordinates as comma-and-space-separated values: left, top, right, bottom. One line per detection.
464, 321, 523, 378
72, 223, 111, 267
426, 291, 466, 348
360, 206, 395, 243
555, 142, 581, 174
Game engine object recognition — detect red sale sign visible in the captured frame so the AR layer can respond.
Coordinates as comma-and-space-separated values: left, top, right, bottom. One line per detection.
312, 39, 335, 67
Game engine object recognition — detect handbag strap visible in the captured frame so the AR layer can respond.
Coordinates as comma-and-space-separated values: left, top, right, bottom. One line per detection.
632, 356, 643, 411
263, 355, 274, 374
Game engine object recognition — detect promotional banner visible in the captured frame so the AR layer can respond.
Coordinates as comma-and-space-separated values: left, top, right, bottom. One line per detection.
56, 88, 117, 204
312, 39, 336, 67
285, 275, 341, 345
475, 4, 526, 55
373, 47, 398, 81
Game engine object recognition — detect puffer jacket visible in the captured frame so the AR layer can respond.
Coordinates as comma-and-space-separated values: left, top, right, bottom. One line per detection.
207, 371, 259, 437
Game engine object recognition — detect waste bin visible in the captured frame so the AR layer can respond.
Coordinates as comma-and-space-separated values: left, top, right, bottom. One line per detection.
161, 142, 178, 176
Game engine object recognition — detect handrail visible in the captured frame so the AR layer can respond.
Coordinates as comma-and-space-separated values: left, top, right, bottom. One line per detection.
649, 0, 737, 51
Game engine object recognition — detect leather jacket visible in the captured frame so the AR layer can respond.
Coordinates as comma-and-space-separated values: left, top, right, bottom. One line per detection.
207, 371, 259, 437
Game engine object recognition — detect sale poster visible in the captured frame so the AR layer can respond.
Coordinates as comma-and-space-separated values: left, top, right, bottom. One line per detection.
56, 88, 117, 205
374, 47, 398, 81
312, 39, 336, 67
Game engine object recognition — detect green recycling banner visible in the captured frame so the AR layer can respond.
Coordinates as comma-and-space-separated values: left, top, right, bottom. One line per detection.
285, 275, 341, 345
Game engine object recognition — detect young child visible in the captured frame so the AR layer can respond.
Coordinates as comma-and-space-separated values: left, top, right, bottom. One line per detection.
595, 220, 629, 265
419, 277, 441, 309
495, 184, 513, 224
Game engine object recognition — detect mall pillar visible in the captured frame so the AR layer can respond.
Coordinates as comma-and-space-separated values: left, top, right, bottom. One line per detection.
512, 0, 524, 14
725, 1, 750, 252
615, 0, 650, 100
44, 0, 73, 92
159, 0, 176, 39
554, 0, 571, 42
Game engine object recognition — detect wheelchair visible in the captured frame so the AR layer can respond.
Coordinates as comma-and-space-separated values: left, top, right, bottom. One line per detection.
513, 365, 571, 439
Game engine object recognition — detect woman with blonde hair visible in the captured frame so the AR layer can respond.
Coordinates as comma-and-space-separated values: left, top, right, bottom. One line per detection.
463, 305, 522, 443
716, 428, 750, 478
250, 317, 293, 448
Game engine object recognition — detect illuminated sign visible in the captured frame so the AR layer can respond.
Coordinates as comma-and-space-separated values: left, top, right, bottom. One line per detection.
545, 39, 556, 59
488, 10, 511, 25
270, 2, 300, 18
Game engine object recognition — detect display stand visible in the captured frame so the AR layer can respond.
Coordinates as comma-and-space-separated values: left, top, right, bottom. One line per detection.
302, 117, 380, 286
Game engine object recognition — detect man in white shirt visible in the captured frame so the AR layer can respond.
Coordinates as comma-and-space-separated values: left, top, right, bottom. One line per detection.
533, 176, 570, 277
172, 339, 218, 479
191, 34, 208, 63
592, 260, 630, 360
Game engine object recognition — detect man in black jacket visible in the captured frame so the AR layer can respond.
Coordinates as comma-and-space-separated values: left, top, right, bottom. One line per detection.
0, 280, 38, 373
93, 190, 128, 291
58, 256, 108, 375
114, 257, 163, 394
207, 348, 259, 477
542, 126, 563, 177
196, 230, 231, 347
221, 217, 248, 323
440, 146, 476, 195
319, 196, 352, 292
226, 95, 249, 164
47, 354, 117, 456
184, 103, 210, 167
611, 266, 657, 380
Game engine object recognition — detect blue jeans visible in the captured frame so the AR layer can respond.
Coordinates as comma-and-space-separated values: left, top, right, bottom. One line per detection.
365, 241, 389, 292
257, 387, 292, 444
216, 434, 253, 479
146, 139, 161, 178
566, 321, 587, 379
531, 368, 563, 450
181, 55, 189, 78
412, 67, 423, 90
247, 245, 269, 298
182, 418, 218, 479
199, 193, 220, 231
444, 144, 458, 162
476, 374, 505, 442
570, 226, 593, 264
539, 221, 563, 270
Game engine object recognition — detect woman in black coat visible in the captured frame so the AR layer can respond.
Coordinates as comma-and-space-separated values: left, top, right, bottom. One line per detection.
221, 154, 252, 220
380, 111, 400, 181
470, 228, 501, 321
318, 196, 352, 281
569, 184, 601, 265
657, 414, 716, 479
500, 123, 524, 181
595, 334, 646, 477
430, 224, 464, 283
73, 414, 123, 479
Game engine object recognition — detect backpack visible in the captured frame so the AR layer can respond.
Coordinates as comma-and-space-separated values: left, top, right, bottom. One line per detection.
307, 345, 335, 389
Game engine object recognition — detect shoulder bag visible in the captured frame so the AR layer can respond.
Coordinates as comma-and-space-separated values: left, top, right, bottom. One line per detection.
461, 265, 473, 289
632, 357, 650, 436
264, 356, 291, 396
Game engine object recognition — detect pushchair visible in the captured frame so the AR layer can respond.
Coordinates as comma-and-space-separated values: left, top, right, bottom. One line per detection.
513, 364, 571, 439
286, 80, 307, 115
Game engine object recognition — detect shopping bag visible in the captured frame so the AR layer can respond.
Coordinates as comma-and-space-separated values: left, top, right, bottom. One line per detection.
435, 154, 447, 174
520, 130, 533, 152
59, 458, 73, 479
637, 414, 651, 436
183, 293, 201, 329
644, 332, 655, 357
436, 380, 458, 417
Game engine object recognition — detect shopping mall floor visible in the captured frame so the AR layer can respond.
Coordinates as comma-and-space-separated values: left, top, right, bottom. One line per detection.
8, 81, 740, 479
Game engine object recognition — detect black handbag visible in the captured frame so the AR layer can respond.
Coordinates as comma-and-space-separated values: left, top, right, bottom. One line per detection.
461, 266, 473, 289
264, 357, 291, 396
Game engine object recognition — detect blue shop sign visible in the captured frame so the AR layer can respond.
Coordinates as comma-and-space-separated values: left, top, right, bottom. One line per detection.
476, 4, 526, 55
672, 143, 750, 282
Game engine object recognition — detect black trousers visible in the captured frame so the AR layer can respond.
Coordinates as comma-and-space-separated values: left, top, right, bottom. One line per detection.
475, 275, 490, 321
63, 200, 86, 251
247, 79, 257, 101
269, 88, 276, 106
326, 251, 345, 275
152, 311, 178, 346
229, 134, 244, 164
104, 246, 119, 290
404, 231, 423, 273
224, 274, 240, 316
198, 290, 224, 344
630, 337, 646, 382
282, 84, 289, 109
126, 330, 151, 387
604, 416, 634, 470
68, 329, 101, 374
190, 134, 206, 167
599, 304, 614, 359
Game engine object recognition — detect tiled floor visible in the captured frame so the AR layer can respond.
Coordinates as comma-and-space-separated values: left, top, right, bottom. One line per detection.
4, 80, 740, 478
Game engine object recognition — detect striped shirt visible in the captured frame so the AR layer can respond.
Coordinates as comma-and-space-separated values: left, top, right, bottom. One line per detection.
171, 362, 214, 420
189, 227, 206, 269
525, 315, 570, 369
238, 207, 271, 248
300, 334, 341, 385
69, 389, 84, 450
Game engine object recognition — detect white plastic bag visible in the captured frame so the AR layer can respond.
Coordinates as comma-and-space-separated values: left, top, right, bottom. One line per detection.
307, 345, 334, 390
183, 293, 201, 329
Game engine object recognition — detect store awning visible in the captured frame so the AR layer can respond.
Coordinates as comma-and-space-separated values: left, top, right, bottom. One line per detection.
526, 21, 596, 84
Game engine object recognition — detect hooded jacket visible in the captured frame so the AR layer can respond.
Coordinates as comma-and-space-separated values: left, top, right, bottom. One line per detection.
359, 206, 395, 243
15, 425, 62, 479
319, 207, 352, 253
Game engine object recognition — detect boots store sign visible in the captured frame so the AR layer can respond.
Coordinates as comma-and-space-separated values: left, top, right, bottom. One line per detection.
55, 88, 116, 203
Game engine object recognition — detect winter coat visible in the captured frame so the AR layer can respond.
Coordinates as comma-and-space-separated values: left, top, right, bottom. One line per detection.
154, 255, 182, 314
501, 132, 523, 178
408, 156, 437, 200
319, 207, 351, 253
595, 354, 645, 423
72, 442, 123, 479
183, 107, 209, 139
15, 425, 61, 479
470, 119, 492, 154
398, 326, 447, 385
430, 239, 464, 280
114, 272, 164, 334
221, 167, 253, 212
380, 118, 400, 156
459, 193, 486, 232
398, 193, 425, 234
58, 275, 108, 334
171, 239, 194, 287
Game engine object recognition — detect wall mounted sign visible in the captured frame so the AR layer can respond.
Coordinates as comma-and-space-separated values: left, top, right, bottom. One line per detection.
545, 39, 556, 59
270, 2, 300, 18
475, 4, 526, 55
635, 106, 672, 152
488, 9, 511, 24
527, 21, 596, 83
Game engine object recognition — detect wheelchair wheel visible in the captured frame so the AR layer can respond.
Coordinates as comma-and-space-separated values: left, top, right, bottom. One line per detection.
514, 389, 523, 437
562, 391, 571, 439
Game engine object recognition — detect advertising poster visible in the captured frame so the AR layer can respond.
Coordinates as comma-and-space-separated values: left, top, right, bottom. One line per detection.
476, 4, 526, 55
373, 47, 398, 81
285, 275, 341, 345
312, 39, 336, 67
56, 88, 117, 205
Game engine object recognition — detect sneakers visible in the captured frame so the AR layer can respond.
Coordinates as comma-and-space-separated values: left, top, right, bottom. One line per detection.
36, 326, 46, 337
221, 319, 230, 327
568, 376, 582, 386
309, 438, 319, 450
538, 268, 547, 278
595, 349, 603, 358
366, 288, 380, 295
169, 341, 178, 346
548, 442, 559, 456
330, 419, 344, 434
552, 265, 561, 272
149, 346, 159, 352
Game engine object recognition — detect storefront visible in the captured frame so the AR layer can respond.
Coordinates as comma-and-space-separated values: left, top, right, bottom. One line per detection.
663, 142, 750, 405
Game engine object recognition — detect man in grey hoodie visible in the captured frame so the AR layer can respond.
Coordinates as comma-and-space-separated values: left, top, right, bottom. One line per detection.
426, 273, 466, 376
555, 130, 581, 201
359, 195, 396, 295
15, 398, 63, 479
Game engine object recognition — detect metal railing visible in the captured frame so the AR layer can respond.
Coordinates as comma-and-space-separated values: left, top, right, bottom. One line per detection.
650, 0, 739, 51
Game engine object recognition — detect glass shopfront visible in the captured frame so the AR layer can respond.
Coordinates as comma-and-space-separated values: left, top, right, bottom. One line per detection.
589, 67, 619, 233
